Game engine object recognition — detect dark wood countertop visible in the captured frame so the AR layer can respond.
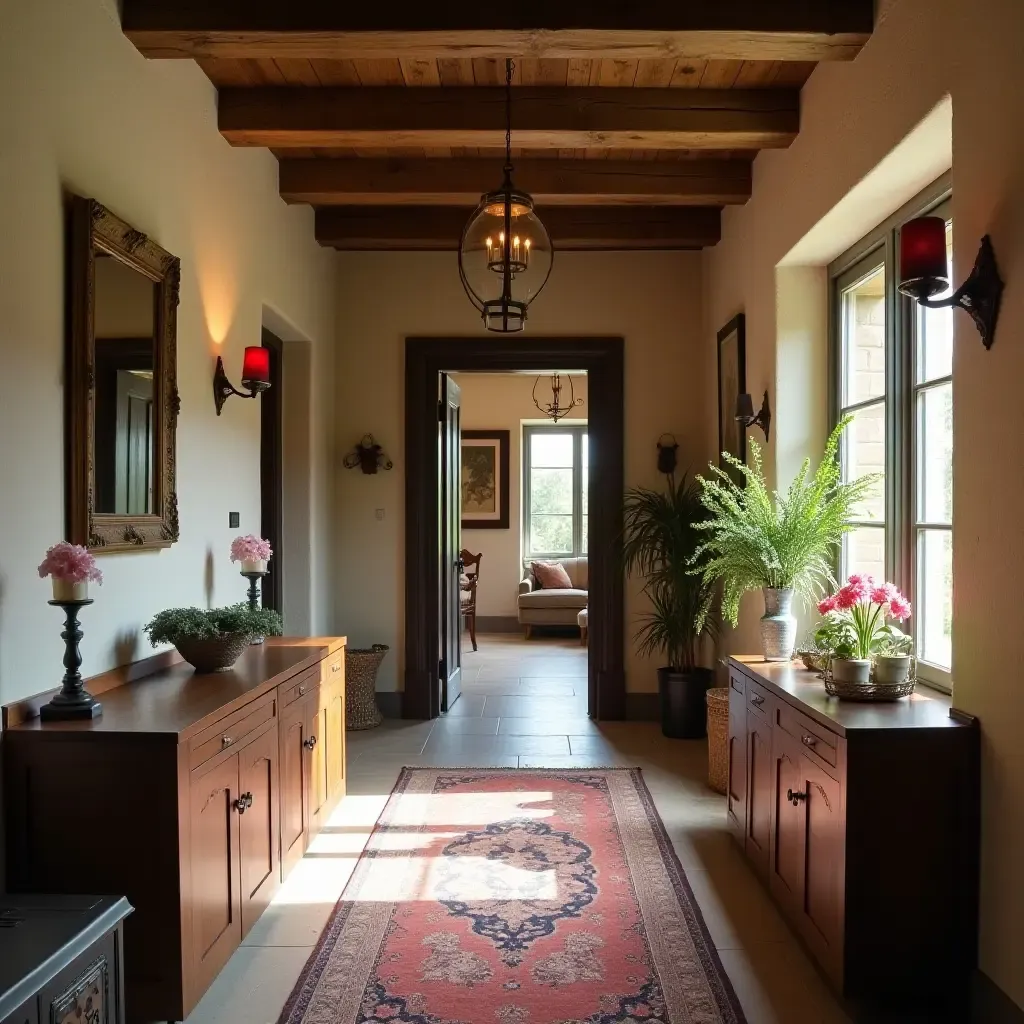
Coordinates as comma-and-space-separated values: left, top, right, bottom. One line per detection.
729, 655, 969, 737
8, 645, 326, 740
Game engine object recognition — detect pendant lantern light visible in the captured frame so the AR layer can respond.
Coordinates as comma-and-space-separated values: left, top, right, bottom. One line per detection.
459, 59, 553, 332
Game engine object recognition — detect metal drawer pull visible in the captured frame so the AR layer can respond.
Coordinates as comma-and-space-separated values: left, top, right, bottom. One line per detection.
303, 735, 318, 751
233, 792, 253, 814
298, 685, 306, 696
787, 788, 807, 805
801, 734, 817, 748
750, 693, 765, 706
332, 663, 341, 672
221, 736, 232, 747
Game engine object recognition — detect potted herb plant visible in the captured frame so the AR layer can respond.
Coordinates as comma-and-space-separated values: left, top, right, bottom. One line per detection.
816, 576, 913, 683
692, 418, 877, 662
144, 603, 283, 673
623, 473, 719, 738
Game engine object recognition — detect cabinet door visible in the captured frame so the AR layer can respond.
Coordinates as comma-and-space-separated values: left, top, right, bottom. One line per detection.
307, 694, 329, 837
745, 707, 773, 878
189, 755, 242, 997
326, 683, 346, 806
726, 675, 747, 843
769, 726, 806, 919
798, 756, 844, 982
238, 725, 281, 936
279, 697, 310, 876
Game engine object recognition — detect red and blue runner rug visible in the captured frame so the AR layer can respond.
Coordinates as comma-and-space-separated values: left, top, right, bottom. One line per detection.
279, 768, 744, 1024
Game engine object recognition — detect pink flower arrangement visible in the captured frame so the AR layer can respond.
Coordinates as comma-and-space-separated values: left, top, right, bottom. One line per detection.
817, 574, 911, 659
230, 535, 272, 563
37, 542, 103, 584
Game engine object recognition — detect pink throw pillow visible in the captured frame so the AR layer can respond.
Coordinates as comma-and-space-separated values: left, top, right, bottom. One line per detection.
532, 560, 572, 590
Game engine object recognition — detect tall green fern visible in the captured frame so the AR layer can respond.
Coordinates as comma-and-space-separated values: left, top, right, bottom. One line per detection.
691, 417, 879, 628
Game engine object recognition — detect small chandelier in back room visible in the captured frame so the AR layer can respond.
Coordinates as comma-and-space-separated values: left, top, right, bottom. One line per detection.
533, 373, 583, 423
459, 59, 554, 333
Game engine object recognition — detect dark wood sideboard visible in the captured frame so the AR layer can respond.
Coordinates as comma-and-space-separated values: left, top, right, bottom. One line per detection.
2, 637, 347, 1024
1, 895, 131, 1024
726, 656, 980, 1020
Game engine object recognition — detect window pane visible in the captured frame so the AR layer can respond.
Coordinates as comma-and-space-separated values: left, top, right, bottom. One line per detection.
841, 264, 887, 406
841, 526, 886, 582
917, 382, 953, 524
531, 432, 573, 468
530, 467, 573, 514
916, 219, 954, 384
581, 434, 589, 515
917, 529, 952, 670
841, 403, 886, 521
531, 515, 573, 555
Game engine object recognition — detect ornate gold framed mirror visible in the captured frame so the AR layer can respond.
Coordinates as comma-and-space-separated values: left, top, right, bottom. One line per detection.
68, 196, 180, 552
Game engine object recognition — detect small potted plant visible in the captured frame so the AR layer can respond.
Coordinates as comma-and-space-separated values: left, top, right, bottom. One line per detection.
37, 542, 103, 602
230, 534, 272, 574
144, 603, 283, 673
816, 576, 912, 683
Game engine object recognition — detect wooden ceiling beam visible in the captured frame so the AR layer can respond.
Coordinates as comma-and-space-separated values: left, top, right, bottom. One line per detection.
220, 87, 799, 151
280, 157, 751, 206
314, 205, 722, 250
122, 1, 872, 61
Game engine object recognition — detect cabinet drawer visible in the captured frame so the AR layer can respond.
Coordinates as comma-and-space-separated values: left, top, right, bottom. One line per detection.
746, 678, 770, 717
729, 669, 745, 697
321, 650, 344, 688
189, 691, 277, 770
280, 666, 321, 710
774, 701, 838, 768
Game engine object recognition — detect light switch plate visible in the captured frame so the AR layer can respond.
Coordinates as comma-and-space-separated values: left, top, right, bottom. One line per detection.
229, 512, 240, 528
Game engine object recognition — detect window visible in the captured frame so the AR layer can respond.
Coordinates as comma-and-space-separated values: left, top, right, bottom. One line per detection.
830, 179, 953, 689
523, 425, 588, 558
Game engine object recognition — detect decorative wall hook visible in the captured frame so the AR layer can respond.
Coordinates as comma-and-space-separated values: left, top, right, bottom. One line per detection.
899, 217, 1004, 349
657, 434, 679, 475
214, 347, 271, 415
343, 434, 393, 474
736, 391, 771, 442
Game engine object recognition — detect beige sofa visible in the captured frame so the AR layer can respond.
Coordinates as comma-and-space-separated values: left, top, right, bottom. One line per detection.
518, 556, 588, 636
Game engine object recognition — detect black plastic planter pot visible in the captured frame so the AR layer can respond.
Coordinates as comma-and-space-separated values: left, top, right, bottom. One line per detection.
658, 666, 715, 739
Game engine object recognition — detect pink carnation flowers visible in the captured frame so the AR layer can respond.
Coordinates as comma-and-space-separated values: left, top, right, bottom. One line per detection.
230, 535, 272, 563
37, 542, 103, 584
817, 574, 911, 660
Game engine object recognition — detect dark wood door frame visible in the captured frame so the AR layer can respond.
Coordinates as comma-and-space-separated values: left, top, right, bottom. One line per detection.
404, 336, 625, 721
260, 327, 284, 613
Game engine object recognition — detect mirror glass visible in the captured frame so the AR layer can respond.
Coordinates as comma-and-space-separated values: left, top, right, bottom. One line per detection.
93, 250, 158, 514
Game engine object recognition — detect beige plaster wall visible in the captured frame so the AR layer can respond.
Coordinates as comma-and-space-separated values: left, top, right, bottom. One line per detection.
702, 0, 1024, 1004
0, 0, 337, 706
334, 251, 708, 695
450, 372, 589, 619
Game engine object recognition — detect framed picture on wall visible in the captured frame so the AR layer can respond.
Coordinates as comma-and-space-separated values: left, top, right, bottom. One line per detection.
461, 430, 510, 530
717, 313, 747, 482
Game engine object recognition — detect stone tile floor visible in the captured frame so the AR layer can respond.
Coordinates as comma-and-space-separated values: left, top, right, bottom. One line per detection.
185, 635, 849, 1024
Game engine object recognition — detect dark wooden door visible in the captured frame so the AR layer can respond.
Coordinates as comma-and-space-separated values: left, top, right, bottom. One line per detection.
238, 726, 280, 936
189, 754, 242, 997
279, 697, 309, 875
439, 373, 462, 713
726, 676, 747, 843
745, 707, 773, 878
326, 682, 346, 805
798, 756, 844, 982
307, 692, 329, 837
769, 726, 806, 918
260, 327, 284, 612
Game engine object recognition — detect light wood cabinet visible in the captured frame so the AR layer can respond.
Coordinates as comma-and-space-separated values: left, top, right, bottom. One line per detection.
238, 725, 281, 935
279, 690, 312, 876
745, 705, 773, 879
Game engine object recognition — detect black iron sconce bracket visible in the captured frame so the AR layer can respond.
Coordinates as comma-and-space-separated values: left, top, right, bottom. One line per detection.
343, 434, 393, 474
736, 390, 772, 442
213, 356, 269, 416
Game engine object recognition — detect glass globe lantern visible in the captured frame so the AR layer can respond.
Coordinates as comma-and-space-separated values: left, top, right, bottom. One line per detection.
458, 59, 554, 333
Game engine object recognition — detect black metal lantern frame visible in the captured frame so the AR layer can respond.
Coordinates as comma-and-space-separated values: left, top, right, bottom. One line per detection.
458, 59, 553, 333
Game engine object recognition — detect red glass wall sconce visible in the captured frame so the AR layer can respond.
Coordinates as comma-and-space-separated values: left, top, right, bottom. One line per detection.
214, 346, 271, 415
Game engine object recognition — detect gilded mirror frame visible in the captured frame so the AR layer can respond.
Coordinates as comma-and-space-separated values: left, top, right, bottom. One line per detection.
68, 196, 180, 552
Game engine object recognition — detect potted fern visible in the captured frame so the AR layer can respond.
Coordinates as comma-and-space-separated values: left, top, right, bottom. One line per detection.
692, 418, 877, 662
623, 473, 719, 738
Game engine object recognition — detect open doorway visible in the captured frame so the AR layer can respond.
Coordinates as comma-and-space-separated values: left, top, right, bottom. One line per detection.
404, 337, 624, 723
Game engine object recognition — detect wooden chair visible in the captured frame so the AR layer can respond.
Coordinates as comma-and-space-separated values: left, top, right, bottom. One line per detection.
459, 549, 482, 651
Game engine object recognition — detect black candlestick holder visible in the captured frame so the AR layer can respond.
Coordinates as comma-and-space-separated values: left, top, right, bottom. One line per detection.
40, 599, 102, 721
241, 570, 269, 644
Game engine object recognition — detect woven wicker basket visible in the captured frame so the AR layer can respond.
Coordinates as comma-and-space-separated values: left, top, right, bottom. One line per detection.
175, 633, 251, 673
345, 645, 388, 730
706, 687, 730, 795
822, 656, 917, 701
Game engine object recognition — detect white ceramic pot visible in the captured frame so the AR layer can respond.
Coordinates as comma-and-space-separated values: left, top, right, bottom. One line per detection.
760, 587, 797, 662
874, 655, 912, 684
52, 578, 89, 602
241, 558, 268, 574
831, 658, 871, 684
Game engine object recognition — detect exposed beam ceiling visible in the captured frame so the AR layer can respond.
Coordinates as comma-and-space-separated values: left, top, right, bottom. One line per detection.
122, 1, 873, 61
280, 157, 751, 206
315, 206, 721, 250
220, 87, 798, 151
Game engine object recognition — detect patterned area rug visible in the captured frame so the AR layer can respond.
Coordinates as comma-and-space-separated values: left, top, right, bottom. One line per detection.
279, 768, 745, 1024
